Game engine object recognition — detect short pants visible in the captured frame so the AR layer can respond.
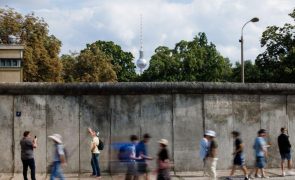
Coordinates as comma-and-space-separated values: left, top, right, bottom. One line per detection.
256, 156, 266, 168
280, 152, 291, 160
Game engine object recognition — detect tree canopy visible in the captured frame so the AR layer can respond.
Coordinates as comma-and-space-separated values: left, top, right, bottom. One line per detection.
255, 8, 295, 82
90, 41, 137, 82
140, 32, 232, 82
61, 43, 117, 82
0, 8, 62, 82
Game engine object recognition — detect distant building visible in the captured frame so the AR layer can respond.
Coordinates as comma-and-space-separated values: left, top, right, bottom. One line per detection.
0, 35, 24, 82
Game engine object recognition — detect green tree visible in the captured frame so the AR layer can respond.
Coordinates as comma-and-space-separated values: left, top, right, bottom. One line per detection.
0, 8, 62, 82
140, 32, 232, 82
60, 54, 77, 82
231, 60, 260, 82
89, 40, 137, 82
61, 44, 117, 82
255, 8, 295, 82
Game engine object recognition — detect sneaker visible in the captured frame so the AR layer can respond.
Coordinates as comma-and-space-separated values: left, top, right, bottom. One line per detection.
282, 172, 286, 177
244, 177, 250, 180
255, 174, 261, 178
261, 175, 269, 179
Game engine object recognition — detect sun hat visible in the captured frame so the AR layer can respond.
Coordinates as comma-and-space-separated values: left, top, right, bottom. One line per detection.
205, 130, 216, 137
158, 139, 168, 146
48, 134, 63, 144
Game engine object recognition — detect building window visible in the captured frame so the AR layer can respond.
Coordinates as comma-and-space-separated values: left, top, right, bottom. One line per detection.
0, 59, 21, 67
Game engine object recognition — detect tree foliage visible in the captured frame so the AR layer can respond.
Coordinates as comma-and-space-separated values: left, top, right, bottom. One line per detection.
140, 32, 232, 82
0, 8, 62, 82
61, 44, 117, 82
231, 60, 260, 82
255, 8, 295, 82
90, 41, 137, 82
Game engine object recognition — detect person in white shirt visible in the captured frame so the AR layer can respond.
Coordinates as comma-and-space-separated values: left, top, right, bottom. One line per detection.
88, 127, 101, 178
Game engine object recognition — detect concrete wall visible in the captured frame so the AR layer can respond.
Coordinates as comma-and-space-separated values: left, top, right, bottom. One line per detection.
1, 82, 295, 173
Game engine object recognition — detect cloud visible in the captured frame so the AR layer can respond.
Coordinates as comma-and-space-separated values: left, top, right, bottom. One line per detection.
1, 0, 295, 67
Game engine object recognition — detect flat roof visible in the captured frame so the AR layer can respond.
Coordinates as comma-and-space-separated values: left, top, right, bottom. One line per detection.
0, 44, 24, 50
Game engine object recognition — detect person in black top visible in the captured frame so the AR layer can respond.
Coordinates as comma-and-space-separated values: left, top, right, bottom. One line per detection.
278, 127, 292, 176
157, 139, 170, 180
226, 131, 249, 180
20, 131, 37, 180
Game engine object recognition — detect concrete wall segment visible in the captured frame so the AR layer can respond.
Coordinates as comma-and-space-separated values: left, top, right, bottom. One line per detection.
260, 95, 288, 168
204, 94, 233, 169
173, 94, 203, 171
2, 82, 295, 95
0, 96, 14, 172
79, 96, 110, 173
13, 95, 47, 173
1, 83, 295, 173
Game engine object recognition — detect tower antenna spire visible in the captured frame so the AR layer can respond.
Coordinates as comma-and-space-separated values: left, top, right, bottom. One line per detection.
136, 14, 147, 74
140, 14, 143, 50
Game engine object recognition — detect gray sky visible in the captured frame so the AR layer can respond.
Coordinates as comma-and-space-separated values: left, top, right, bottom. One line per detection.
1, 0, 295, 70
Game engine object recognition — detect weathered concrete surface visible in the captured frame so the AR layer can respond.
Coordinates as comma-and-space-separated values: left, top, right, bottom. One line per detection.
46, 96, 80, 173
204, 94, 233, 169
0, 96, 13, 172
232, 95, 261, 166
109, 95, 141, 172
13, 96, 47, 173
260, 95, 288, 168
2, 82, 295, 95
79, 96, 110, 173
287, 95, 295, 166
2, 83, 295, 173
173, 94, 203, 171
140, 95, 173, 170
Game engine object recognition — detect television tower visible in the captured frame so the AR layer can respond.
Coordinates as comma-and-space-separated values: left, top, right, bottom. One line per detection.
136, 15, 147, 74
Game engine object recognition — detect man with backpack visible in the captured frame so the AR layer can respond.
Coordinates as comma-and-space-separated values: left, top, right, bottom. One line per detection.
88, 127, 101, 178
48, 134, 66, 180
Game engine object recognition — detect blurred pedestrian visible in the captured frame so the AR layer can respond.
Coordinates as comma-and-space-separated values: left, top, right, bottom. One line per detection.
125, 135, 141, 180
49, 134, 66, 180
20, 131, 37, 180
226, 131, 249, 180
278, 127, 294, 176
88, 127, 101, 178
251, 129, 269, 179
203, 130, 218, 180
157, 139, 171, 180
199, 130, 212, 176
136, 133, 153, 180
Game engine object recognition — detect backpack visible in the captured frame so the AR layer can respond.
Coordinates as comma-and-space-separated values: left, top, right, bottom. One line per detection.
118, 144, 131, 162
97, 139, 104, 150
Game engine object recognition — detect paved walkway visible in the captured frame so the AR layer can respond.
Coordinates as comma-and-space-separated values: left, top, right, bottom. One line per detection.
1, 169, 295, 179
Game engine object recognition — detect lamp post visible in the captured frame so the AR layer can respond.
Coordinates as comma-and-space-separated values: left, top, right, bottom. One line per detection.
239, 17, 259, 83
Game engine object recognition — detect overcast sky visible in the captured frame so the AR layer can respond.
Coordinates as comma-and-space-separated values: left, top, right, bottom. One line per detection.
1, 0, 295, 70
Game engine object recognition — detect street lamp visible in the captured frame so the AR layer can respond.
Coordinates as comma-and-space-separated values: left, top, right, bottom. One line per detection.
239, 17, 259, 83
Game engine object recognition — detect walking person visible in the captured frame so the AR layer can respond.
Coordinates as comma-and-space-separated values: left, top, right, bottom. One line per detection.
204, 130, 218, 180
199, 130, 213, 177
226, 131, 249, 180
251, 129, 269, 178
20, 131, 37, 180
157, 139, 171, 180
88, 127, 101, 178
136, 133, 153, 180
48, 134, 66, 180
278, 127, 294, 176
125, 135, 141, 180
